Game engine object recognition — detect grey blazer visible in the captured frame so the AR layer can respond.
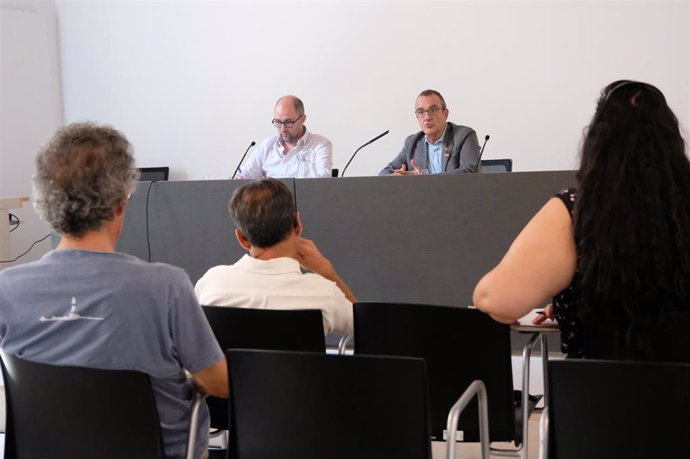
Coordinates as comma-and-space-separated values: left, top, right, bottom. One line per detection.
379, 122, 480, 175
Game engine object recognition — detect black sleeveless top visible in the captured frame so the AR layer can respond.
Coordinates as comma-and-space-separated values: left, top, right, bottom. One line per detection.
552, 188, 690, 362
552, 188, 583, 358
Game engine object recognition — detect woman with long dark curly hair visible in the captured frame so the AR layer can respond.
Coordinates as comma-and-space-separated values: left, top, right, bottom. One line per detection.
473, 80, 690, 361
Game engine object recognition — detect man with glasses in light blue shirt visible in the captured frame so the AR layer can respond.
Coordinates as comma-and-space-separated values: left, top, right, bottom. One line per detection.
235, 95, 333, 179
379, 89, 481, 175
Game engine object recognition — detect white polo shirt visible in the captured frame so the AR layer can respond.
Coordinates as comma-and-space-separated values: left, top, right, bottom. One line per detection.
194, 254, 353, 335
236, 128, 333, 179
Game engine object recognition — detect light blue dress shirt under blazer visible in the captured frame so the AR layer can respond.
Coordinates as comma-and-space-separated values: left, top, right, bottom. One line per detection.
424, 125, 449, 174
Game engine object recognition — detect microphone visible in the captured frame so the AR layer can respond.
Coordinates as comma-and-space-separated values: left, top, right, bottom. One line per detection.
475, 135, 490, 171
231, 141, 256, 179
341, 130, 389, 177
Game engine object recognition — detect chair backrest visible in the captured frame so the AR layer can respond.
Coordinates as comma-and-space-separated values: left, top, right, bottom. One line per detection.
201, 306, 326, 352
354, 302, 515, 443
138, 166, 169, 181
227, 349, 432, 459
547, 359, 690, 459
0, 349, 164, 459
201, 306, 326, 429
480, 159, 512, 172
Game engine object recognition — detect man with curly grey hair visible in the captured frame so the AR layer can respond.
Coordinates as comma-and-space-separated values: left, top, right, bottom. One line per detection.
0, 122, 228, 459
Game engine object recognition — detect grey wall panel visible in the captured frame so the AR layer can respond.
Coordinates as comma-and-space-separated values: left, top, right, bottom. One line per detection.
117, 181, 151, 259
150, 180, 240, 283
298, 171, 576, 308
118, 180, 243, 282
119, 171, 576, 307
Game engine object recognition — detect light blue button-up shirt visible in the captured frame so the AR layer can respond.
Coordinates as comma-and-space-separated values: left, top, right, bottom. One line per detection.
425, 125, 449, 174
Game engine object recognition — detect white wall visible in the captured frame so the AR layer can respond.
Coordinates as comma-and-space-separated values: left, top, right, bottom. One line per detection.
54, 0, 689, 180
0, 0, 62, 268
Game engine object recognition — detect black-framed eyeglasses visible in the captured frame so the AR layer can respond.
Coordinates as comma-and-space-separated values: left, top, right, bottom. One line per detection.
272, 115, 303, 128
414, 106, 444, 118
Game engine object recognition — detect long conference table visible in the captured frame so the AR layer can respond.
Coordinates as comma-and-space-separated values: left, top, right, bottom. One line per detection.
118, 171, 577, 350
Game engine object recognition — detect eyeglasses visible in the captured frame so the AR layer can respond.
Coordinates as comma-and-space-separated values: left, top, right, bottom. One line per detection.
272, 115, 303, 128
414, 106, 444, 118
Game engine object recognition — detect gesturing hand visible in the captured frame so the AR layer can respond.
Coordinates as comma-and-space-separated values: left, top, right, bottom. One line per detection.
393, 160, 425, 176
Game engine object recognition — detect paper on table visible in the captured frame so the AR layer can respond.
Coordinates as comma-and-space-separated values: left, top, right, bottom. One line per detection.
518, 309, 558, 328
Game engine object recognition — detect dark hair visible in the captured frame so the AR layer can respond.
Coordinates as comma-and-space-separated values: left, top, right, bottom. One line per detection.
228, 178, 296, 248
33, 122, 139, 237
575, 80, 690, 359
417, 89, 446, 109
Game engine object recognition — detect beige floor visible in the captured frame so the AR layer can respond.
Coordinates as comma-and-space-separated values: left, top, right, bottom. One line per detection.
432, 410, 543, 459
208, 408, 545, 458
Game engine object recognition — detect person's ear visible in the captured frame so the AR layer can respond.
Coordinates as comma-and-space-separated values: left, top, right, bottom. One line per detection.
294, 212, 303, 236
235, 228, 252, 251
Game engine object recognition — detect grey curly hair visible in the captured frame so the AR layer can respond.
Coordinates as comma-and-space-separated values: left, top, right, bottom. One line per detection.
32, 122, 140, 237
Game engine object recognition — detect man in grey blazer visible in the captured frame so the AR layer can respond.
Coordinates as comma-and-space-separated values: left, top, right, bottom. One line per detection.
379, 89, 481, 175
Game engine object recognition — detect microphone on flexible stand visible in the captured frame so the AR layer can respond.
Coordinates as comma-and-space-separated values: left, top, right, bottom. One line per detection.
231, 141, 256, 179
341, 130, 389, 177
475, 135, 490, 171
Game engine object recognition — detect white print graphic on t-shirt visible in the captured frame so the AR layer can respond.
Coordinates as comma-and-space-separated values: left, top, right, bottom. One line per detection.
39, 297, 104, 322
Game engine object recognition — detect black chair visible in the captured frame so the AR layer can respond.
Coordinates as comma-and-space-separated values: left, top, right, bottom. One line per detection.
354, 302, 535, 457
543, 359, 690, 459
0, 349, 166, 459
138, 166, 169, 181
201, 306, 326, 455
227, 349, 432, 459
480, 158, 512, 172
202, 306, 326, 355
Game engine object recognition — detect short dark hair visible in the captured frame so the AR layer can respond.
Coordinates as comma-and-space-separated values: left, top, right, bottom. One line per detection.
228, 178, 296, 248
33, 122, 139, 237
417, 89, 446, 109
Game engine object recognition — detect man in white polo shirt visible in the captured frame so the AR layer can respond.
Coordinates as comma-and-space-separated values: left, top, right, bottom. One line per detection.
235, 95, 333, 179
195, 178, 354, 335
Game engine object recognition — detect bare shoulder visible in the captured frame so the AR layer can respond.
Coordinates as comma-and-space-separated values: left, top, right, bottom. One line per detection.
473, 196, 576, 323
529, 196, 573, 230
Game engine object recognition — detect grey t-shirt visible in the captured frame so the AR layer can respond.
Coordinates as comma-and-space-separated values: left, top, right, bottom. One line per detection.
0, 249, 224, 459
